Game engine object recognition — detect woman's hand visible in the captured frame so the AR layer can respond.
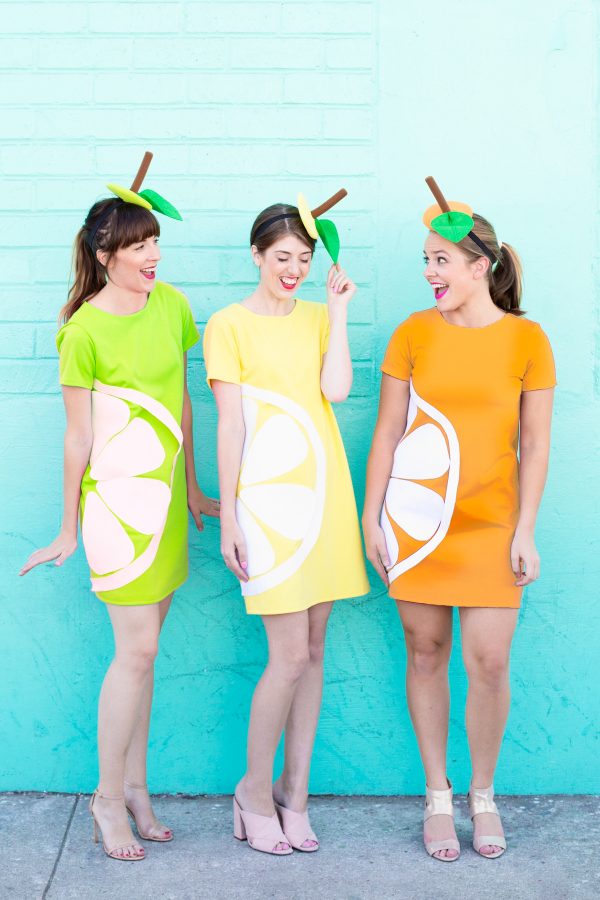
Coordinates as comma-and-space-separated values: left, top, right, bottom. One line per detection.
220, 516, 249, 583
326, 263, 356, 314
362, 519, 390, 586
188, 485, 220, 532
19, 529, 78, 576
510, 527, 540, 586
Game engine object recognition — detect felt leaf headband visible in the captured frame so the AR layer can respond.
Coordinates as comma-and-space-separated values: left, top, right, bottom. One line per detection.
107, 151, 182, 220
423, 176, 498, 265
253, 188, 347, 264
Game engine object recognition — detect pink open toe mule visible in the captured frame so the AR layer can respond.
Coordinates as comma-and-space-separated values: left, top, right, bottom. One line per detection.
275, 802, 319, 852
233, 796, 292, 855
423, 780, 461, 862
468, 784, 507, 859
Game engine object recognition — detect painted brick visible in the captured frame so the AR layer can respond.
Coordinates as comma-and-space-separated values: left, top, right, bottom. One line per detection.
0, 251, 31, 284
224, 106, 322, 140
34, 325, 60, 358
189, 144, 284, 177
285, 146, 375, 176
322, 107, 374, 140
130, 108, 226, 140
281, 3, 373, 35
0, 359, 58, 393
132, 38, 226, 70
35, 108, 133, 141
326, 38, 374, 69
2, 181, 35, 211
95, 145, 189, 179
284, 72, 374, 104
185, 3, 281, 34
36, 37, 132, 69
0, 2, 87, 33
0, 214, 78, 248
1, 144, 95, 176
0, 73, 92, 104
188, 72, 284, 103
0, 324, 35, 358
93, 73, 188, 104
0, 108, 35, 138
229, 37, 323, 69
2, 289, 64, 323
88, 2, 182, 34
0, 38, 35, 68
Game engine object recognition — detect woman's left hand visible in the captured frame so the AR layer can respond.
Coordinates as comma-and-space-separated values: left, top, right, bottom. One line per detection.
510, 527, 540, 586
326, 263, 356, 312
188, 486, 220, 532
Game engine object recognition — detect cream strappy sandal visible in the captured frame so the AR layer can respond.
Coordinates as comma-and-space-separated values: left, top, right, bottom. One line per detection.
124, 781, 173, 842
468, 784, 507, 859
423, 780, 461, 862
89, 789, 145, 861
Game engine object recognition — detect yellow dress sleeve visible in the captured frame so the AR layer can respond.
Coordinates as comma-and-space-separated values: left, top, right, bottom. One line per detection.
203, 312, 242, 387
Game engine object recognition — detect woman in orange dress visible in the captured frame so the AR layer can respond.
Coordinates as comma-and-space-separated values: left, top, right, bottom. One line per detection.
363, 180, 555, 862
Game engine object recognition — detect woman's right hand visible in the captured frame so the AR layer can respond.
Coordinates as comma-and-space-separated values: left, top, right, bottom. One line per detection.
19, 530, 78, 576
220, 517, 249, 583
362, 520, 390, 586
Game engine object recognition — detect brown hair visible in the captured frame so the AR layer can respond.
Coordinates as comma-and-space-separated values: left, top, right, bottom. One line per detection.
59, 199, 160, 323
456, 213, 524, 316
250, 203, 316, 254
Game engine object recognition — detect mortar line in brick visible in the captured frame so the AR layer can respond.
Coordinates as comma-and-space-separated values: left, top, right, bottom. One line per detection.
41, 793, 78, 900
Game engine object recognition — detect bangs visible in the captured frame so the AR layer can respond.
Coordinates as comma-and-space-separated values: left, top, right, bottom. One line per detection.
108, 202, 160, 250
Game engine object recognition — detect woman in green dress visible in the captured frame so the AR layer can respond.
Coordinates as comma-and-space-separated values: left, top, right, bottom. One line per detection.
20, 187, 219, 861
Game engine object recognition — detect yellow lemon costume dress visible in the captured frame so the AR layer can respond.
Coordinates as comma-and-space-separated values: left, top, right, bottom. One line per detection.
381, 307, 556, 608
204, 300, 369, 615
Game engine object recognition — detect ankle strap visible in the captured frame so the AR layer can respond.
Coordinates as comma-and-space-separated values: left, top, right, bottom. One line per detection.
424, 782, 454, 821
93, 788, 124, 801
469, 785, 499, 817
124, 781, 148, 790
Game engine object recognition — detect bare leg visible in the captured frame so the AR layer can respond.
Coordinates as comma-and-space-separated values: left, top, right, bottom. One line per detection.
460, 606, 518, 856
123, 593, 174, 840
396, 600, 457, 860
236, 610, 310, 835
272, 601, 333, 847
92, 600, 162, 859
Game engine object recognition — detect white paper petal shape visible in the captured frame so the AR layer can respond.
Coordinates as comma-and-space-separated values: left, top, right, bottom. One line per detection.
82, 492, 135, 575
392, 423, 450, 480
90, 418, 165, 481
385, 478, 444, 542
97, 477, 171, 535
241, 396, 258, 466
91, 393, 130, 466
240, 414, 308, 487
406, 392, 418, 433
236, 498, 276, 577
380, 504, 399, 568
239, 484, 316, 541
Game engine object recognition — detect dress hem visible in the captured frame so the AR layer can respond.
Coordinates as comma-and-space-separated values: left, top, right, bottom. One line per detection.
94, 574, 187, 606
245, 586, 370, 616
391, 594, 521, 610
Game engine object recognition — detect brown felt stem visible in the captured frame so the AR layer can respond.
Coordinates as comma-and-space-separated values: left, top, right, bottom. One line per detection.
130, 151, 153, 192
425, 176, 450, 213
311, 188, 347, 218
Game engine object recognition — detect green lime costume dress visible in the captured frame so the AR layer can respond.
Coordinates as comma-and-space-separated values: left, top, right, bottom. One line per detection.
56, 281, 199, 605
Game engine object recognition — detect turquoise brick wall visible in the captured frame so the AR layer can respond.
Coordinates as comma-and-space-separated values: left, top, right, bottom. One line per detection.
1, 0, 598, 794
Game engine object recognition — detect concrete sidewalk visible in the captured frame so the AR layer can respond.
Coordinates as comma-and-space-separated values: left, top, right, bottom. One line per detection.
1, 794, 598, 900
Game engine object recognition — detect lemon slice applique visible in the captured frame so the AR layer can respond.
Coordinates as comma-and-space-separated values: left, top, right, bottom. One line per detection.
381, 384, 460, 581
237, 385, 326, 597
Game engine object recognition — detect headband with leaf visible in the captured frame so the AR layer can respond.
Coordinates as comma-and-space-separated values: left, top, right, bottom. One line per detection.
107, 151, 182, 220
423, 177, 497, 265
254, 188, 347, 264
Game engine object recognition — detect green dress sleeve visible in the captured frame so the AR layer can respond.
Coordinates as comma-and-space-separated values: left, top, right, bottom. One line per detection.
180, 292, 200, 353
56, 322, 96, 389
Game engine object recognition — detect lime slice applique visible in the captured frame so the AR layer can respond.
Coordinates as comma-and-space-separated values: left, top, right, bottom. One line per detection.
315, 219, 340, 264
381, 383, 460, 582
430, 210, 474, 243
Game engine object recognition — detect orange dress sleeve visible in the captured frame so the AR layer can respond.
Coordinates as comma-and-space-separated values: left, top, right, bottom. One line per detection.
381, 317, 414, 381
522, 323, 556, 391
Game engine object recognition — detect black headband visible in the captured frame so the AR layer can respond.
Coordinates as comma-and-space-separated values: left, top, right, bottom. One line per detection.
467, 230, 499, 266
84, 199, 122, 251
252, 211, 301, 242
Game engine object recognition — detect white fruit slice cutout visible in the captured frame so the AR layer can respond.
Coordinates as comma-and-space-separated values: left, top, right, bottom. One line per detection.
237, 384, 326, 597
82, 380, 182, 590
381, 382, 460, 581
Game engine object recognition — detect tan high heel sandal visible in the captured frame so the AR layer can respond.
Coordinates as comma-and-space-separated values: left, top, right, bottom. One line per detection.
468, 784, 507, 858
124, 781, 173, 842
89, 789, 145, 861
423, 780, 461, 862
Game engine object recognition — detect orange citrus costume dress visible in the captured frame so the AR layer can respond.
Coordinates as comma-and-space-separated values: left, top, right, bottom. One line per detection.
380, 307, 555, 608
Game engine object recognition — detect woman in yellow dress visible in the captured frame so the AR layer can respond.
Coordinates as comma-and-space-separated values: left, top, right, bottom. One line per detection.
204, 193, 369, 855
363, 179, 555, 862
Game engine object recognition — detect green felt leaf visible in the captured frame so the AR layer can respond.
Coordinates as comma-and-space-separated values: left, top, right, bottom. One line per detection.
315, 218, 340, 263
138, 189, 183, 221
431, 210, 473, 243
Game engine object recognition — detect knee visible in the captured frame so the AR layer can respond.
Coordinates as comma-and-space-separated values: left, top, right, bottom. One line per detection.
308, 634, 326, 666
406, 635, 449, 678
119, 639, 159, 675
271, 647, 310, 684
465, 652, 509, 690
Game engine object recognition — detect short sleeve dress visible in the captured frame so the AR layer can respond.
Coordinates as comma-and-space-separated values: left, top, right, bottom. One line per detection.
380, 307, 556, 608
56, 281, 200, 605
203, 300, 369, 616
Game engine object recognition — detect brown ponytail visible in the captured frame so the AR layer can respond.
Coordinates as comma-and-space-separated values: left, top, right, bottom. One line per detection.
59, 198, 160, 323
457, 214, 525, 316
